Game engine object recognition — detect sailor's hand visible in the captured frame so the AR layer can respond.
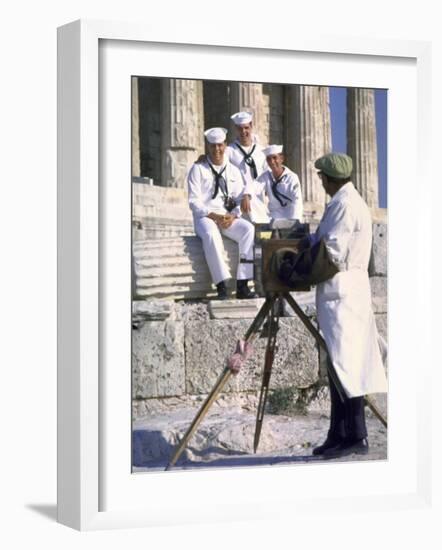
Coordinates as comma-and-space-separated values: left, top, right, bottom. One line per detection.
240, 195, 251, 214
218, 214, 235, 229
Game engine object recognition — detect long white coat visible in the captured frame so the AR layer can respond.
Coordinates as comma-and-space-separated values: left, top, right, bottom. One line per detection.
315, 182, 388, 397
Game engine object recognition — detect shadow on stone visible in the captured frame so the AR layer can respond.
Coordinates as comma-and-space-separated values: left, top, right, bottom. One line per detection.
132, 429, 176, 467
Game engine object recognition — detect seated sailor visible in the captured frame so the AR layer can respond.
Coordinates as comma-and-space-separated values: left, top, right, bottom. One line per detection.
187, 127, 257, 300
250, 144, 304, 224
227, 111, 269, 224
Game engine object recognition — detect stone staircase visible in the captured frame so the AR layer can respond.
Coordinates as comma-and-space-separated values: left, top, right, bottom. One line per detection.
133, 236, 241, 300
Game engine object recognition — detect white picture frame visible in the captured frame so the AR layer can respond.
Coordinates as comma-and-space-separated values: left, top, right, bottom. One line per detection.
57, 19, 433, 531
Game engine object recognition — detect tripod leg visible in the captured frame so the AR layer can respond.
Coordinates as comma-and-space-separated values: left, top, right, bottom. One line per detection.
253, 297, 280, 453
165, 367, 232, 470
165, 295, 277, 470
364, 395, 387, 428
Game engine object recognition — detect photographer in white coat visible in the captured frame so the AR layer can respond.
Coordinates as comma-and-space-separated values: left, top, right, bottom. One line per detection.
227, 111, 269, 223
252, 144, 304, 223
311, 153, 387, 459
187, 127, 257, 300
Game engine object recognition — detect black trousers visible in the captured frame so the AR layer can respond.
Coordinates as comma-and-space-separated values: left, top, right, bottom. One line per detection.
327, 363, 367, 442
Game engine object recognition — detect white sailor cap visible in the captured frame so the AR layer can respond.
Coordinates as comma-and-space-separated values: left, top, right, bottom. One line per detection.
262, 144, 283, 156
204, 127, 228, 144
230, 111, 253, 126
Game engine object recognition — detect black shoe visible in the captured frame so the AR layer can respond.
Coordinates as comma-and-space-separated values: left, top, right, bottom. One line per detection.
322, 438, 369, 459
216, 280, 228, 300
236, 280, 258, 299
312, 436, 343, 456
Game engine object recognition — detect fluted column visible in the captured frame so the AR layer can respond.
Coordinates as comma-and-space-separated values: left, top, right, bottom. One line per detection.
161, 79, 204, 188
131, 77, 141, 177
286, 85, 332, 219
347, 88, 379, 207
230, 82, 267, 145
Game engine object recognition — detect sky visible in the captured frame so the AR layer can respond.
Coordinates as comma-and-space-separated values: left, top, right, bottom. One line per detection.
329, 87, 388, 208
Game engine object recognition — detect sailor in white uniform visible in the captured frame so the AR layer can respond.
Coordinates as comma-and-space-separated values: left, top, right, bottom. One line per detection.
310, 153, 388, 459
251, 145, 304, 223
187, 127, 257, 300
227, 111, 269, 223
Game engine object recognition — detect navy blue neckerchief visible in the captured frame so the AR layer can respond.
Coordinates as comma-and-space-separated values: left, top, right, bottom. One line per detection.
271, 171, 292, 207
235, 142, 258, 179
207, 160, 228, 200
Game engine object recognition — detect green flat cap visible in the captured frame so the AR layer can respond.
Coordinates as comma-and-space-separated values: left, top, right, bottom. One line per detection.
314, 153, 353, 179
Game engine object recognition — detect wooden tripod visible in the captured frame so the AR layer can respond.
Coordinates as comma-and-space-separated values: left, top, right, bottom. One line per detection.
165, 292, 387, 470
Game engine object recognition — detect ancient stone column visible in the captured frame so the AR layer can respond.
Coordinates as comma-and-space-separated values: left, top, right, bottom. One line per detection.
161, 79, 205, 188
230, 82, 267, 145
132, 77, 141, 178
286, 85, 332, 220
347, 88, 379, 207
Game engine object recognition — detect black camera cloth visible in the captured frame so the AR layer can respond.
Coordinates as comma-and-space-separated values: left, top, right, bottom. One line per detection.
271, 239, 339, 290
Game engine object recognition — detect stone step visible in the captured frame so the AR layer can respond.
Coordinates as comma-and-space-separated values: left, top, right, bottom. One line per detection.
133, 236, 241, 300
133, 205, 193, 219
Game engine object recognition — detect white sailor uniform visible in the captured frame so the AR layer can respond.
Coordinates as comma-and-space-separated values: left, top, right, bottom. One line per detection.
253, 166, 304, 222
227, 139, 269, 223
187, 157, 255, 285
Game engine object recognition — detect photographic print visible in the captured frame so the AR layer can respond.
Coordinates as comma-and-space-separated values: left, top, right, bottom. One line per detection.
130, 77, 388, 472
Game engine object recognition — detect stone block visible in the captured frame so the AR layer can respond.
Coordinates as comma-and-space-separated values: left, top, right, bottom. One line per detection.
132, 320, 185, 398
185, 318, 319, 395
132, 299, 177, 322
208, 298, 266, 319
371, 223, 388, 276
370, 276, 388, 313
178, 302, 210, 322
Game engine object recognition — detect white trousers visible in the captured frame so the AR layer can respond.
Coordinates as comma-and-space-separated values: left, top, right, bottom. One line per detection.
194, 216, 255, 285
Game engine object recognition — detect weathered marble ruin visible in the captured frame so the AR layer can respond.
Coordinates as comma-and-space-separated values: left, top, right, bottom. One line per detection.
132, 183, 193, 240
132, 77, 141, 178
347, 88, 379, 207
230, 82, 267, 143
131, 78, 388, 427
286, 85, 332, 220
161, 79, 205, 188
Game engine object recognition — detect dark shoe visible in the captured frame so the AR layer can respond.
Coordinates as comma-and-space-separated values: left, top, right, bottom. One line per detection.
323, 438, 369, 459
216, 280, 228, 300
236, 280, 258, 299
312, 436, 343, 456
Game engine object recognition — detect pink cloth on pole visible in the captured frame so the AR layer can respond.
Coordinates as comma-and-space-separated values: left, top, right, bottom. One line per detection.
227, 339, 253, 374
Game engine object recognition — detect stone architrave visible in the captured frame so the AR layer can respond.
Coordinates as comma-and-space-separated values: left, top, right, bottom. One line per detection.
132, 77, 141, 178
230, 82, 267, 145
286, 85, 332, 221
161, 79, 205, 188
347, 88, 379, 207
